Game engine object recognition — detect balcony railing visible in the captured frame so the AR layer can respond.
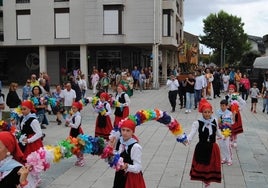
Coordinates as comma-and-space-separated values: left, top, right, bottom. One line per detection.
54, 0, 69, 2
16, 0, 30, 3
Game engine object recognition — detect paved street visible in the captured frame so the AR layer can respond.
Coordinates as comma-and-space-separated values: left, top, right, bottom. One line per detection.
2, 86, 268, 188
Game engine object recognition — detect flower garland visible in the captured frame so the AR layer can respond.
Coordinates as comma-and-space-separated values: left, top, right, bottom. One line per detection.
220, 125, 232, 138
25, 109, 187, 174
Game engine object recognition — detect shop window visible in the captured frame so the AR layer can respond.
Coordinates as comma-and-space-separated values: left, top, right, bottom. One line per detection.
17, 10, 31, 40
103, 5, 123, 35
54, 8, 70, 38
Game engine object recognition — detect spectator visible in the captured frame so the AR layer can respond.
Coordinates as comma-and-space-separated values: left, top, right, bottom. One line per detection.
22, 79, 32, 101
6, 82, 21, 111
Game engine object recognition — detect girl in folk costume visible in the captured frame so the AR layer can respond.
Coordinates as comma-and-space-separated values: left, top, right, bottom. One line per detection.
17, 101, 44, 186
0, 131, 31, 188
111, 119, 146, 188
65, 102, 85, 167
225, 84, 246, 148
95, 92, 113, 140
18, 101, 43, 163
187, 98, 224, 188
114, 84, 130, 127
205, 68, 214, 100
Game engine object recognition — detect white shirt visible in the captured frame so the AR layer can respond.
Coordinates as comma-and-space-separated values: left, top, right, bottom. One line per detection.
187, 118, 223, 142
60, 89, 76, 106
166, 79, 179, 91
118, 142, 143, 173
115, 92, 130, 106
18, 114, 43, 143
194, 75, 205, 90
67, 111, 81, 129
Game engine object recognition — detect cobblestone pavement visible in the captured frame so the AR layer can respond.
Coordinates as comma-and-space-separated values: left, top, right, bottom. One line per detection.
2, 86, 268, 188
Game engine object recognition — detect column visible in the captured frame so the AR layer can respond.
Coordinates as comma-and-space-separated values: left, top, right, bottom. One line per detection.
152, 44, 159, 89
162, 49, 167, 80
39, 46, 47, 72
80, 45, 88, 83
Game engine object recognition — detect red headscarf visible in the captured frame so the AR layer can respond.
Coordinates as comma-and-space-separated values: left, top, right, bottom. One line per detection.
21, 100, 36, 113
198, 98, 213, 113
120, 119, 136, 133
72, 102, 83, 111
100, 92, 110, 101
0, 131, 24, 162
117, 84, 127, 91
228, 84, 236, 91
120, 119, 139, 142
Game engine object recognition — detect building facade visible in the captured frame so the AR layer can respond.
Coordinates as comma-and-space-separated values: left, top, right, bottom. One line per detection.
0, 0, 184, 87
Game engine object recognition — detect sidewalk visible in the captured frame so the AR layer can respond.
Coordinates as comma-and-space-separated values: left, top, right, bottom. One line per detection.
2, 87, 268, 188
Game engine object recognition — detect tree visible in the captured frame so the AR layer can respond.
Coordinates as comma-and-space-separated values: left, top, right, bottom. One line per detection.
200, 10, 250, 67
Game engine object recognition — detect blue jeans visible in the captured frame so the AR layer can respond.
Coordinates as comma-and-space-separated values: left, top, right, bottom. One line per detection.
194, 89, 202, 108
186, 92, 195, 110
263, 98, 268, 112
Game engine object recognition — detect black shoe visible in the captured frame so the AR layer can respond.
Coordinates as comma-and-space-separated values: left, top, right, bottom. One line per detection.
57, 120, 62, 125
263, 109, 265, 113
41, 124, 47, 129
217, 95, 221, 97
65, 124, 68, 127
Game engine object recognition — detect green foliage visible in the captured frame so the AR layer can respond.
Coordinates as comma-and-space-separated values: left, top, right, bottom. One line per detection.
200, 10, 251, 66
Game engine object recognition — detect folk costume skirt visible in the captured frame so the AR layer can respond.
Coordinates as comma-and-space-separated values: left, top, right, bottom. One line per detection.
21, 134, 43, 162
114, 106, 129, 127
232, 111, 243, 135
95, 115, 113, 140
190, 142, 221, 183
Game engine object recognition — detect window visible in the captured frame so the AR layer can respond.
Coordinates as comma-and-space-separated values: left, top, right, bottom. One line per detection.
16, 0, 30, 3
163, 9, 173, 37
17, 10, 31, 40
103, 5, 123, 35
54, 8, 69, 38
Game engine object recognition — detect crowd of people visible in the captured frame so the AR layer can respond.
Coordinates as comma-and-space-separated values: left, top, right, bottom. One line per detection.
166, 66, 268, 115
0, 65, 268, 188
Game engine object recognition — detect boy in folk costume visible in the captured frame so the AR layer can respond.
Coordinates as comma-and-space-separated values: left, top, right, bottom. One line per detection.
95, 92, 113, 140
216, 99, 234, 166
65, 102, 85, 167
187, 98, 224, 188
225, 84, 246, 148
111, 119, 146, 188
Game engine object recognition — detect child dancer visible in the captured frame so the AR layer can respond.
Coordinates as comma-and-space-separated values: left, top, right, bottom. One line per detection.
249, 82, 261, 113
225, 84, 246, 148
114, 84, 130, 127
95, 92, 113, 140
111, 119, 146, 188
0, 131, 31, 188
17, 100, 44, 185
216, 99, 234, 166
187, 98, 224, 188
66, 101, 85, 167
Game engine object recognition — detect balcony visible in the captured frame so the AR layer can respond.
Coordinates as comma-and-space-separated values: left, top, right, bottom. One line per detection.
54, 0, 69, 2
16, 0, 30, 3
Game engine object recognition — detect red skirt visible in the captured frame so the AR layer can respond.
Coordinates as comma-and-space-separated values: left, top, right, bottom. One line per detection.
125, 172, 146, 188
23, 138, 43, 162
95, 116, 113, 140
114, 106, 130, 127
190, 143, 222, 184
232, 111, 243, 135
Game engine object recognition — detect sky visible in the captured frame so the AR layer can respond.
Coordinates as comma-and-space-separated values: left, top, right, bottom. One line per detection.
184, 0, 268, 53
